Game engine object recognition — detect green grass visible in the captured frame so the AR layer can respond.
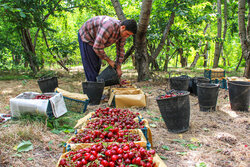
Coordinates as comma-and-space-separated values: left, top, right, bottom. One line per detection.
14, 111, 87, 132
0, 74, 33, 80
47, 111, 86, 130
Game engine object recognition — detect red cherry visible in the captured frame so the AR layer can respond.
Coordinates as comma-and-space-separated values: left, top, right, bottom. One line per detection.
105, 150, 112, 157
89, 155, 96, 161
123, 146, 129, 151
109, 161, 115, 167
59, 159, 66, 165
81, 159, 87, 165
146, 162, 152, 167
148, 156, 153, 163
84, 153, 91, 161
124, 158, 131, 164
149, 149, 156, 155
76, 161, 83, 167
135, 157, 142, 165
111, 154, 118, 162
117, 148, 123, 154
101, 160, 109, 167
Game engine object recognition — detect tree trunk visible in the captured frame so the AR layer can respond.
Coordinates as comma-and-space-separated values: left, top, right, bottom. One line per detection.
213, 0, 222, 68
238, 0, 250, 78
190, 24, 210, 67
164, 39, 171, 71
203, 42, 209, 67
164, 55, 169, 71
134, 0, 153, 81
221, 47, 226, 66
175, 52, 178, 67
111, 0, 126, 21
151, 11, 175, 60
122, 45, 135, 63
179, 48, 187, 67
42, 29, 69, 71
21, 29, 37, 74
219, 0, 228, 67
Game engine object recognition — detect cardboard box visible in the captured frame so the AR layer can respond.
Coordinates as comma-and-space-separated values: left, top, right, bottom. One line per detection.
108, 88, 147, 108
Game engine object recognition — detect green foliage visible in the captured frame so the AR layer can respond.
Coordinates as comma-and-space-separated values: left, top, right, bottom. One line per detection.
47, 111, 85, 132
0, 0, 247, 74
172, 138, 202, 150
16, 140, 33, 152
196, 162, 207, 167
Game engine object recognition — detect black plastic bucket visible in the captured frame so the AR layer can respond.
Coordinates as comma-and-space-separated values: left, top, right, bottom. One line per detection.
82, 81, 105, 105
188, 77, 194, 93
156, 91, 190, 133
197, 83, 220, 112
96, 66, 120, 86
192, 77, 210, 95
170, 76, 190, 91
228, 81, 250, 111
37, 77, 58, 93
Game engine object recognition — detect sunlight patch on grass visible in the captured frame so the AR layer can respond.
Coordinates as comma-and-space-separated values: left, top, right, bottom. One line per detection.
2, 89, 14, 94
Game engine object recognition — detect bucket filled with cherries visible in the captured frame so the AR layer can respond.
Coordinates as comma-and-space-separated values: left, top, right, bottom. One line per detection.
156, 90, 190, 133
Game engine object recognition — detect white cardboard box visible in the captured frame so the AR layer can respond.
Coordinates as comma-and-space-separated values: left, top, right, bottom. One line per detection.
10, 92, 67, 118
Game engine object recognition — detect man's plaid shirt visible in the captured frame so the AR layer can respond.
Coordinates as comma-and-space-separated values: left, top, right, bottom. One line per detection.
79, 16, 126, 65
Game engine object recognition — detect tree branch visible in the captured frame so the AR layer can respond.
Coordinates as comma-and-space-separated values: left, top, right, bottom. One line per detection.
42, 29, 69, 72
111, 0, 126, 21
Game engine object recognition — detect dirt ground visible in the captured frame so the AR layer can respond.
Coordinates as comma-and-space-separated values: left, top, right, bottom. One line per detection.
0, 68, 249, 167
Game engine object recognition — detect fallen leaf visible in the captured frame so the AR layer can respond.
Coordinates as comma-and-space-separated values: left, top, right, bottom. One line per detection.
149, 123, 157, 128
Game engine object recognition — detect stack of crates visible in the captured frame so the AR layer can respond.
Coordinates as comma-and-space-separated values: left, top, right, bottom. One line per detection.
204, 68, 227, 89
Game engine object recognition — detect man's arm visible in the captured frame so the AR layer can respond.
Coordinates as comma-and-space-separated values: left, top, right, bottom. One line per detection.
93, 27, 115, 67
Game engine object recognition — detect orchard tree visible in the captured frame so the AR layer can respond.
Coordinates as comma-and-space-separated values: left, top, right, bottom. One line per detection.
238, 0, 250, 78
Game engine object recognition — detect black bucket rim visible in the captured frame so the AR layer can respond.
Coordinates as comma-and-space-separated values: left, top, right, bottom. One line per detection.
194, 77, 210, 81
38, 76, 57, 82
156, 90, 190, 101
197, 83, 220, 88
170, 77, 190, 80
83, 81, 104, 84
228, 81, 250, 87
194, 76, 208, 79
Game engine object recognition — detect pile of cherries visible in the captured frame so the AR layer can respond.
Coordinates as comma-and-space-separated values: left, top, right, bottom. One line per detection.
59, 142, 156, 167
91, 108, 140, 120
0, 114, 11, 123
2, 114, 11, 117
0, 117, 5, 123
120, 79, 130, 85
33, 94, 52, 99
70, 128, 140, 144
85, 117, 145, 130
158, 91, 184, 99
85, 108, 145, 130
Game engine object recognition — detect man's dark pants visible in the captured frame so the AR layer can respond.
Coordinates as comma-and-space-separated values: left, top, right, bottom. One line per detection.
78, 32, 101, 81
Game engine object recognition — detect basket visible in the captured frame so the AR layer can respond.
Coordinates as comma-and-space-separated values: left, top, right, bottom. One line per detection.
204, 68, 225, 80
74, 117, 153, 148
57, 145, 167, 167
65, 129, 147, 150
63, 96, 89, 113
55, 88, 89, 113
74, 111, 143, 129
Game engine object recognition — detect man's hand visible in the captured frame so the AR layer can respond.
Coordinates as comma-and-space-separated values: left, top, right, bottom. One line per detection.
104, 57, 115, 68
116, 65, 122, 78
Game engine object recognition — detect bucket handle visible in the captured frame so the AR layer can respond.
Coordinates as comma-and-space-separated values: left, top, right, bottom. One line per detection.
96, 77, 104, 83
